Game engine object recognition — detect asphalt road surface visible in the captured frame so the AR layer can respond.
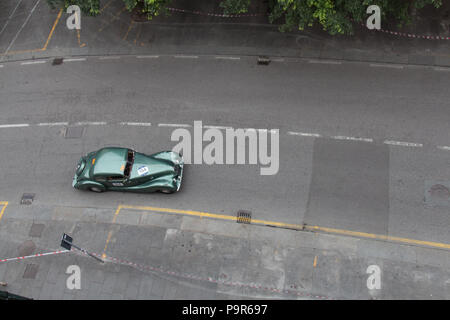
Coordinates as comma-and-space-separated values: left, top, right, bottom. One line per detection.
0, 55, 449, 245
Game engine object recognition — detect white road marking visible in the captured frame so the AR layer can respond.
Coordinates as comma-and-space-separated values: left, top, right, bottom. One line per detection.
434, 67, 450, 72
0, 65, 3, 68
174, 55, 199, 59
288, 131, 322, 138
384, 140, 423, 147
21, 60, 47, 65
437, 146, 450, 151
203, 125, 233, 130
308, 59, 342, 65
99, 56, 121, 60
119, 122, 152, 126
272, 58, 285, 62
136, 55, 159, 59
370, 63, 404, 69
0, 124, 30, 128
74, 121, 107, 126
158, 123, 192, 128
0, 0, 23, 37
3, 0, 41, 56
332, 136, 373, 143
215, 56, 240, 60
64, 58, 87, 62
37, 122, 69, 126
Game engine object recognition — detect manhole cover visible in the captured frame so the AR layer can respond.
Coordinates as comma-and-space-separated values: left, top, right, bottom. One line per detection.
29, 223, 45, 238
23, 264, 39, 279
20, 193, 35, 205
428, 184, 450, 199
237, 210, 252, 224
52, 58, 63, 65
64, 126, 84, 139
18, 240, 36, 257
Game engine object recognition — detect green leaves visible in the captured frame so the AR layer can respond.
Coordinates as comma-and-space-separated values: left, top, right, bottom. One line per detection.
46, 0, 443, 35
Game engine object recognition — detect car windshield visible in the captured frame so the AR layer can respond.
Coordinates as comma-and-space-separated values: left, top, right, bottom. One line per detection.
124, 149, 134, 178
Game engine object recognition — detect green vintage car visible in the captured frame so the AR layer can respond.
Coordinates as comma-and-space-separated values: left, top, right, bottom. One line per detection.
72, 147, 184, 193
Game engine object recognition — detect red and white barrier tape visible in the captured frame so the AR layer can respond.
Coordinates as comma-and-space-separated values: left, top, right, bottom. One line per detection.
168, 7, 450, 40
0, 250, 70, 263
94, 252, 333, 300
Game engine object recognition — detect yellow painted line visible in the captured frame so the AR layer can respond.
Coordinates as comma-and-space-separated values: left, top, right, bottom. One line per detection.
313, 256, 318, 268
100, 0, 114, 13
116, 204, 450, 251
102, 205, 122, 258
0, 202, 9, 222
42, 9, 63, 51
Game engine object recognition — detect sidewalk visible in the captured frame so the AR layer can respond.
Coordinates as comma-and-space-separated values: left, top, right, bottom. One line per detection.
1, 0, 450, 66
0, 203, 449, 299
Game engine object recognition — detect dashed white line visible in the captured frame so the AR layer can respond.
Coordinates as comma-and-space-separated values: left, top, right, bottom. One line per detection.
332, 136, 373, 143
136, 55, 159, 59
37, 122, 69, 126
203, 125, 233, 130
0, 123, 30, 128
158, 123, 192, 128
308, 59, 342, 65
74, 121, 107, 126
0, 65, 3, 68
64, 58, 87, 62
384, 140, 423, 148
99, 56, 121, 60
119, 122, 152, 126
288, 131, 322, 138
215, 56, 240, 60
437, 146, 450, 151
174, 55, 199, 59
434, 67, 450, 72
370, 63, 404, 69
21, 60, 47, 65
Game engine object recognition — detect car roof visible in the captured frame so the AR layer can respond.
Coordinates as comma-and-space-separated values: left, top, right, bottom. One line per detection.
92, 147, 128, 177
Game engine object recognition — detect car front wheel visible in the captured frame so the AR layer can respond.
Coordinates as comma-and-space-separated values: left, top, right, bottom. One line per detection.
89, 187, 104, 193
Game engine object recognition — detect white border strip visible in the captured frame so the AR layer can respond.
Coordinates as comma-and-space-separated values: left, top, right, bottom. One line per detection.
0, 123, 29, 128
158, 123, 192, 128
136, 55, 159, 59
120, 122, 152, 126
215, 56, 240, 60
21, 60, 46, 65
174, 55, 198, 59
288, 131, 322, 138
64, 58, 87, 62
384, 140, 423, 147
332, 136, 373, 143
37, 122, 69, 126
308, 59, 342, 65
437, 145, 450, 151
74, 121, 107, 126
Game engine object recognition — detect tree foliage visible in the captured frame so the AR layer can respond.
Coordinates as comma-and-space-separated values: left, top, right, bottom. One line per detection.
47, 0, 443, 35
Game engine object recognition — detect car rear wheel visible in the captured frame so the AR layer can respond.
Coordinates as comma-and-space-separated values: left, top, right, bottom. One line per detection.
89, 187, 104, 193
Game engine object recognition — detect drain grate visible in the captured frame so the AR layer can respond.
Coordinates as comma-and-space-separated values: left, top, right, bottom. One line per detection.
52, 58, 63, 65
23, 264, 39, 279
237, 210, 252, 224
64, 126, 84, 139
20, 193, 35, 205
257, 56, 271, 65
